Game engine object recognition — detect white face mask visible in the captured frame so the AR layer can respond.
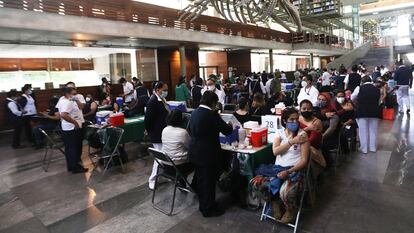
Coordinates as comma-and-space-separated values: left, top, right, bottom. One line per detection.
86, 97, 91, 102
301, 81, 308, 87
27, 90, 32, 95
207, 85, 216, 91
337, 97, 345, 104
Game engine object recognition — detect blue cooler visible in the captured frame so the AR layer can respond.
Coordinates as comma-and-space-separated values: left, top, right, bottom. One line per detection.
95, 111, 111, 125
284, 83, 295, 90
167, 101, 187, 112
219, 127, 240, 144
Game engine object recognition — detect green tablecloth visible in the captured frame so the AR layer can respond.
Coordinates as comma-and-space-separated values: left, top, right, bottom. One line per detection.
118, 116, 145, 144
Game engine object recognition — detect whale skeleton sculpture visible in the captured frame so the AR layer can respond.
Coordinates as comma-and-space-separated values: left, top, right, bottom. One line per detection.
178, 0, 303, 33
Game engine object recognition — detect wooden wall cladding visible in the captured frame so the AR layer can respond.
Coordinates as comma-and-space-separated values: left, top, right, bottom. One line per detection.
0, 58, 94, 72
0, 84, 123, 130
156, 48, 199, 100
227, 50, 252, 76
205, 52, 228, 79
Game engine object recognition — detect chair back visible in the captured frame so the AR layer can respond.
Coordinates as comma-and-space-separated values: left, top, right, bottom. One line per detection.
147, 147, 176, 167
39, 128, 59, 148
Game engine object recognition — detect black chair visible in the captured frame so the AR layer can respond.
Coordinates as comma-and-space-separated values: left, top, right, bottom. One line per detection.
39, 128, 65, 172
147, 147, 194, 216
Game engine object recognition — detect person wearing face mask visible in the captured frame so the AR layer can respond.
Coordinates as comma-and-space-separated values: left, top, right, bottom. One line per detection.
56, 87, 87, 174
145, 81, 170, 190
63, 82, 86, 110
297, 75, 319, 106
270, 108, 309, 224
5, 90, 25, 149
188, 91, 233, 217
98, 78, 111, 102
334, 90, 355, 154
201, 78, 225, 105
119, 77, 135, 104
82, 94, 98, 122
18, 84, 37, 143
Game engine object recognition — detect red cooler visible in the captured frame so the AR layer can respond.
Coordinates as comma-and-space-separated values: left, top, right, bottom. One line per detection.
110, 113, 125, 126
251, 127, 268, 147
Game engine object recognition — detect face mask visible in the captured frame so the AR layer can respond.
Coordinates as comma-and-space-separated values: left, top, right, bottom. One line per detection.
301, 111, 313, 119
336, 97, 345, 104
318, 100, 327, 108
301, 81, 308, 87
286, 122, 299, 132
86, 97, 91, 102
207, 85, 216, 91
161, 91, 168, 99
28, 90, 32, 95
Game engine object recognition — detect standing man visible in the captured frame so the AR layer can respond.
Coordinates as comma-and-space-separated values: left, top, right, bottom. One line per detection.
56, 87, 87, 173
65, 82, 86, 110
188, 91, 233, 217
5, 90, 25, 149
297, 75, 319, 106
394, 60, 413, 114
201, 78, 226, 105
321, 68, 332, 88
119, 77, 135, 104
145, 81, 170, 190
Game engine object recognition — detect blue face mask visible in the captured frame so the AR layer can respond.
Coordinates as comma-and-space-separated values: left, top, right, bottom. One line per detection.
161, 91, 168, 99
286, 122, 299, 132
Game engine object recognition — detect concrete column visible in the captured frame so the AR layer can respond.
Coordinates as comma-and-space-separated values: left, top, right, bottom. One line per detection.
179, 45, 186, 77
269, 49, 273, 73
310, 53, 314, 68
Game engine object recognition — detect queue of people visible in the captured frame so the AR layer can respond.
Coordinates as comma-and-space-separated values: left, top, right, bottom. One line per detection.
3, 59, 411, 220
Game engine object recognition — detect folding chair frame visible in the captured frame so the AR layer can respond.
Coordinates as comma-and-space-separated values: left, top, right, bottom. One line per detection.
260, 154, 313, 233
148, 147, 194, 216
92, 127, 126, 176
39, 128, 65, 172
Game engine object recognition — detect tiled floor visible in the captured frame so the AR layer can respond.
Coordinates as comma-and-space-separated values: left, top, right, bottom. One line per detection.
0, 109, 413, 233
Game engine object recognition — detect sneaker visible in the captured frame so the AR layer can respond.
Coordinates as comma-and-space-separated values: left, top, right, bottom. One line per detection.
202, 207, 225, 218
358, 149, 367, 155
407, 109, 410, 115
280, 208, 297, 224
72, 167, 88, 174
149, 182, 155, 191
271, 200, 282, 220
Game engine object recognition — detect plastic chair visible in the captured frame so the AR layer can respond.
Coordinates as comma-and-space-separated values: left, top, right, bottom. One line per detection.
148, 147, 194, 216
39, 128, 65, 172
92, 127, 125, 176
260, 155, 313, 233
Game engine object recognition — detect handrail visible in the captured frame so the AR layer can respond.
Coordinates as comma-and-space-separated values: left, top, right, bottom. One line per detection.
0, 0, 351, 49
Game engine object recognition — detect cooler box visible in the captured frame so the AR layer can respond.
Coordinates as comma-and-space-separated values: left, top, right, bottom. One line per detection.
284, 83, 295, 90
168, 101, 187, 112
219, 127, 239, 144
110, 113, 125, 126
251, 127, 268, 147
116, 97, 124, 107
96, 111, 111, 125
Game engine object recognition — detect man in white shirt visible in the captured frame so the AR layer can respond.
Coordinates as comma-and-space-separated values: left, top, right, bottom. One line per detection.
201, 78, 225, 106
321, 68, 331, 87
65, 82, 86, 110
56, 87, 87, 174
265, 75, 274, 99
119, 77, 135, 103
297, 75, 319, 106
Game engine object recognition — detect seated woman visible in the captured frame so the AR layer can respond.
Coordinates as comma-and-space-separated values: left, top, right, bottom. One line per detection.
271, 108, 310, 224
315, 92, 340, 168
249, 93, 270, 116
233, 97, 251, 125
83, 94, 98, 122
161, 109, 194, 186
298, 100, 326, 176
334, 90, 355, 154
32, 96, 60, 149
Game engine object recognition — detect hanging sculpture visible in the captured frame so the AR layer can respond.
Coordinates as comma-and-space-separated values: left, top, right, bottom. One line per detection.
179, 0, 302, 33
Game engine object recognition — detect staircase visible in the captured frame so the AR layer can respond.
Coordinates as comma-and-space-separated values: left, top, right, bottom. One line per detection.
353, 46, 393, 71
